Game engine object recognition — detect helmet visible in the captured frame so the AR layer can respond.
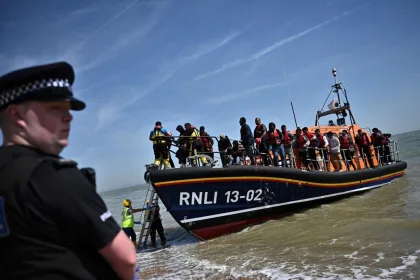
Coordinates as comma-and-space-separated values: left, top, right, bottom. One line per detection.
123, 199, 131, 207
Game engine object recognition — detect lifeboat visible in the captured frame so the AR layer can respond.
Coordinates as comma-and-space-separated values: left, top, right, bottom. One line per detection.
145, 68, 408, 241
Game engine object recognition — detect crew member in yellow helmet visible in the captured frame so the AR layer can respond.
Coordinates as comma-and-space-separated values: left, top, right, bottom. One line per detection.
121, 199, 145, 246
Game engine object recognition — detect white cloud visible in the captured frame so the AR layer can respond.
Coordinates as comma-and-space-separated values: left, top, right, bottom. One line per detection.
194, 9, 355, 82
74, 1, 170, 73
182, 30, 243, 62
93, 29, 244, 130
207, 82, 288, 105
61, 0, 145, 61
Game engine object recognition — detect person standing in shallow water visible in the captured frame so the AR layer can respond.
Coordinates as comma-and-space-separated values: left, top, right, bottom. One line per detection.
146, 200, 167, 247
121, 199, 145, 247
0, 62, 137, 280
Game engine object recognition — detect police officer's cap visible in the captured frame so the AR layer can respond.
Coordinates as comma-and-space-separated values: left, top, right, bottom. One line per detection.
0, 61, 86, 111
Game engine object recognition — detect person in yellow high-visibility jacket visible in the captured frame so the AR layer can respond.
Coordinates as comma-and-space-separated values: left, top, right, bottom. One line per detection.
184, 123, 208, 166
149, 121, 172, 169
121, 199, 145, 246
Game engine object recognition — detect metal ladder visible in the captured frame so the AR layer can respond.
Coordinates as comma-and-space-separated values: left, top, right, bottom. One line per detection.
137, 184, 159, 249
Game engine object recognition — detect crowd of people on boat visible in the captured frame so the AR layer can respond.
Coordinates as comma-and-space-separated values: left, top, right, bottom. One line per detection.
149, 118, 394, 172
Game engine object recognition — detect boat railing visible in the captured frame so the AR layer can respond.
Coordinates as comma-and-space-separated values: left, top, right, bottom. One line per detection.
150, 135, 401, 171
290, 140, 400, 172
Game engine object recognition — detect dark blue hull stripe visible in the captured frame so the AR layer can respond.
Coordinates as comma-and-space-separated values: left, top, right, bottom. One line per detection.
177, 175, 402, 224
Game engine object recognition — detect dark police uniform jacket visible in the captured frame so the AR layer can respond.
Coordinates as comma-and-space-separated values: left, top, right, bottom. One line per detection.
0, 145, 121, 280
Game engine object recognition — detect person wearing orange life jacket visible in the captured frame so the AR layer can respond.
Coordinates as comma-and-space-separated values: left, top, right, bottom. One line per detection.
355, 129, 375, 168
281, 125, 294, 168
254, 117, 270, 166
339, 129, 357, 171
264, 122, 284, 167
292, 127, 310, 170
371, 128, 384, 165
314, 129, 330, 171
149, 121, 172, 169
199, 126, 214, 160
302, 127, 320, 170
184, 123, 209, 166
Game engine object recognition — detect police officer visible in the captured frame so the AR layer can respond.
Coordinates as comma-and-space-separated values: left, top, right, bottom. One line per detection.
0, 62, 137, 280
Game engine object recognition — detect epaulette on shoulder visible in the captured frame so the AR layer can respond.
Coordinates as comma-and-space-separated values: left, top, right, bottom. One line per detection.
49, 158, 78, 168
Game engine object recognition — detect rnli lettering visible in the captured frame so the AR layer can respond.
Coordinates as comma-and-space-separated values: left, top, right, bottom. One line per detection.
179, 191, 218, 205
179, 189, 264, 205
225, 189, 263, 203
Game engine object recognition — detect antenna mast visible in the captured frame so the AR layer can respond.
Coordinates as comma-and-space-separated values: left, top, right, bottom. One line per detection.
315, 68, 356, 126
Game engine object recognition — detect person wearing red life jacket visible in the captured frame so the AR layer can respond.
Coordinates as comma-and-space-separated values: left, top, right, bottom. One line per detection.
292, 127, 310, 170
281, 125, 294, 168
315, 129, 330, 171
264, 122, 284, 167
302, 127, 319, 170
339, 129, 357, 171
355, 129, 375, 168
254, 117, 270, 166
199, 126, 214, 160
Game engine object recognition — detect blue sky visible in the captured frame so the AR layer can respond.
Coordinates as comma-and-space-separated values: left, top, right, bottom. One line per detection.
1, 0, 419, 191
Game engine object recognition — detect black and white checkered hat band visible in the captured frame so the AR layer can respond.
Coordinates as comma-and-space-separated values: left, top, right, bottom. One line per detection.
0, 78, 72, 107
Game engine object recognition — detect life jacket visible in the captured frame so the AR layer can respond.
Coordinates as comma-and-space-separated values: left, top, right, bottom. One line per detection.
254, 124, 266, 139
339, 135, 350, 149
188, 126, 203, 147
267, 129, 281, 145
382, 136, 389, 145
151, 126, 166, 145
356, 133, 369, 146
295, 135, 307, 149
317, 134, 326, 147
282, 130, 291, 147
305, 132, 317, 147
121, 207, 134, 228
306, 132, 315, 139
200, 132, 213, 149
